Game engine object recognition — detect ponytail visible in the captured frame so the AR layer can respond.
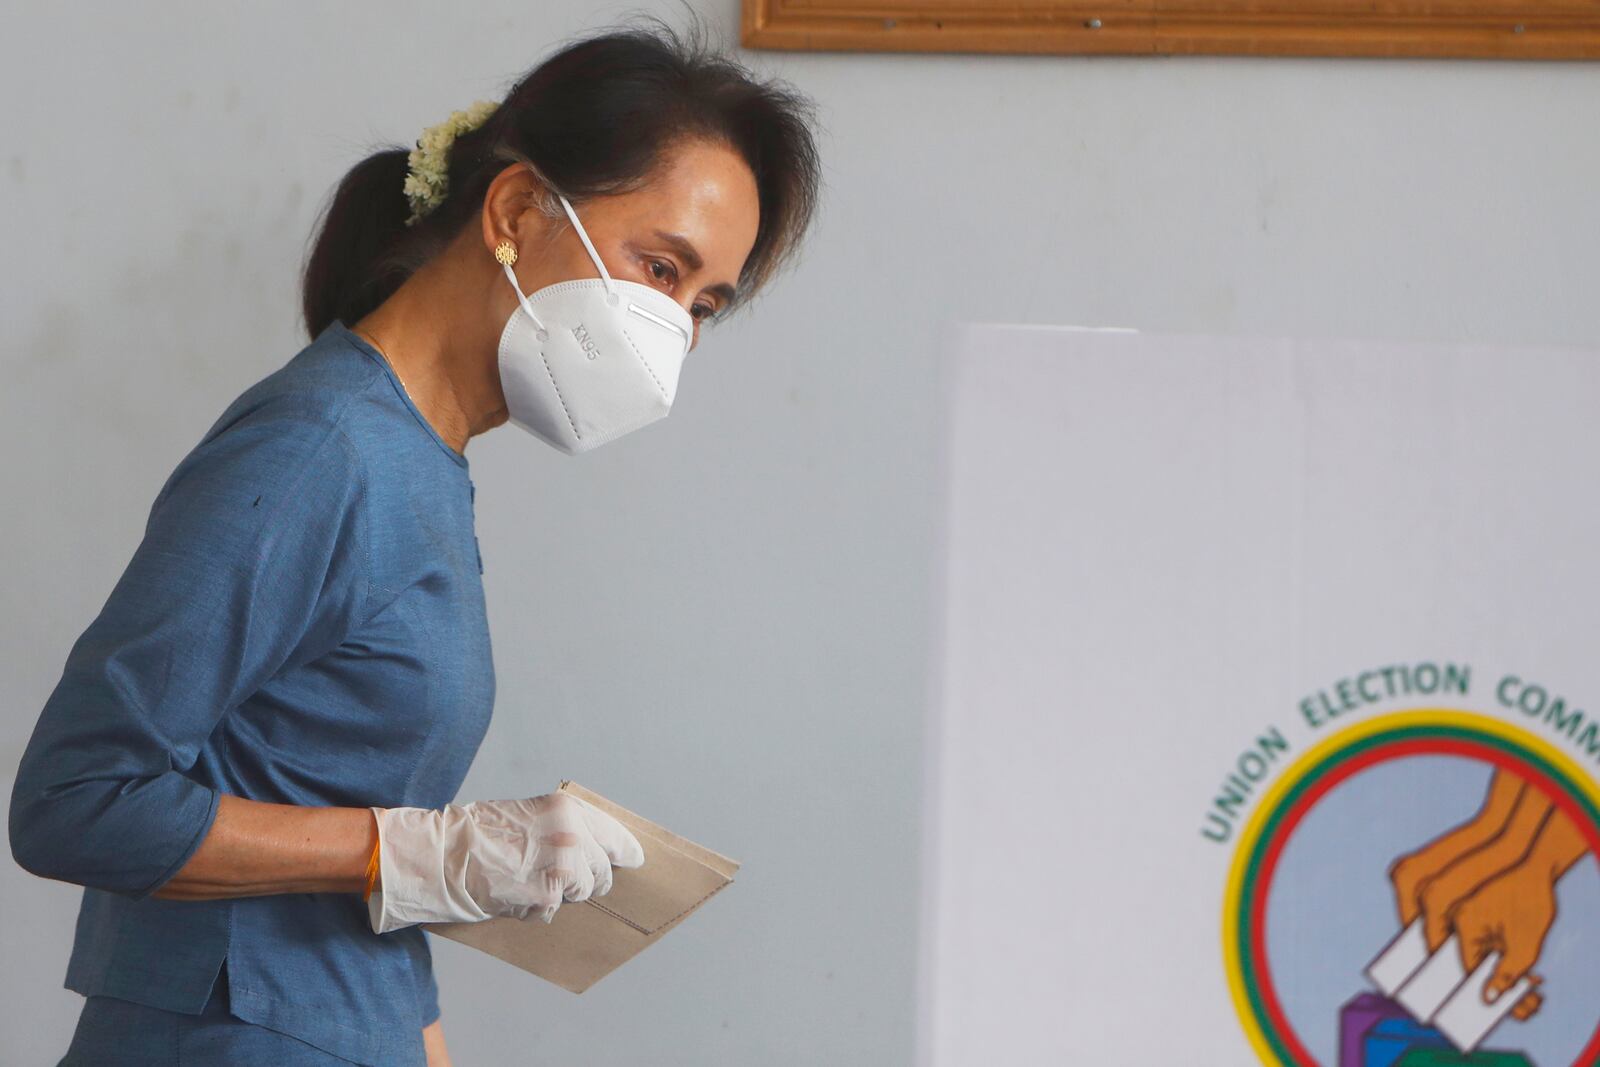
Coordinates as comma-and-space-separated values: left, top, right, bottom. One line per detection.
301, 148, 417, 339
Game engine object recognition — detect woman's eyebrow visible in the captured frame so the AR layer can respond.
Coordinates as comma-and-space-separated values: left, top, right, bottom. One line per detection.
652, 230, 738, 305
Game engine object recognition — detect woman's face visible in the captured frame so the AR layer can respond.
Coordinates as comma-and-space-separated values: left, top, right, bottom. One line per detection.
503, 138, 761, 352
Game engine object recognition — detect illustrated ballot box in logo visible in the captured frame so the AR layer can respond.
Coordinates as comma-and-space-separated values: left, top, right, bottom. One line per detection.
1397, 1051, 1535, 1065
1342, 994, 1411, 1066
1366, 1016, 1454, 1067
1341, 995, 1534, 1067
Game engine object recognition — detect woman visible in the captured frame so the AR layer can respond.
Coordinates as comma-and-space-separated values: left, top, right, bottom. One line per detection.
9, 16, 820, 1066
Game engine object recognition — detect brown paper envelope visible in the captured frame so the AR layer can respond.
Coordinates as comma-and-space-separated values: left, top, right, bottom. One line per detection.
425, 781, 740, 993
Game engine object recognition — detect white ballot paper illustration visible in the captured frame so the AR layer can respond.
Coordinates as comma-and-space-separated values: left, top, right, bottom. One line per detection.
427, 781, 739, 993
1434, 953, 1537, 1053
1393, 933, 1472, 1023
1366, 920, 1430, 997
1366, 922, 1533, 1053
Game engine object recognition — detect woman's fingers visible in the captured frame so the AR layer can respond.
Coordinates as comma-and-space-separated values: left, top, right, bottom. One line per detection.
572, 796, 646, 868
469, 793, 646, 924
579, 830, 615, 897
536, 807, 596, 903
561, 856, 597, 903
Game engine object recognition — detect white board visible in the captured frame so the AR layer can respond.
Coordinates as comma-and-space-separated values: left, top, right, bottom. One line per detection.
920, 324, 1600, 1067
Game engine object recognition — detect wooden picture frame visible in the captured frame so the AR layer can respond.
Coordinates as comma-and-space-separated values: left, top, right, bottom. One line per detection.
742, 0, 1600, 60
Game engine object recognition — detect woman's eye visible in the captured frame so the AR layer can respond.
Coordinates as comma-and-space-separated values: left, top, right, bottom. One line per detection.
647, 259, 715, 323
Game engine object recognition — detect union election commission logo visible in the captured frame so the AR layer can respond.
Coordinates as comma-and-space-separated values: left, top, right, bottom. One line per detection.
1213, 686, 1600, 1066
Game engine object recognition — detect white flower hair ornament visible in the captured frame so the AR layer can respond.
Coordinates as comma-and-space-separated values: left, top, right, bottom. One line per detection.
402, 99, 500, 226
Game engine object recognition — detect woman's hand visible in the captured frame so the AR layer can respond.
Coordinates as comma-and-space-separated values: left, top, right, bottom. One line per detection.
368, 792, 645, 934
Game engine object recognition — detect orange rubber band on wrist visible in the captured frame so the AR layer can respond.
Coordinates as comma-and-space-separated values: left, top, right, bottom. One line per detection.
362, 834, 381, 901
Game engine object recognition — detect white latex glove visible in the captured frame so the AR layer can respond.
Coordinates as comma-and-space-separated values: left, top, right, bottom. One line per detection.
367, 792, 645, 935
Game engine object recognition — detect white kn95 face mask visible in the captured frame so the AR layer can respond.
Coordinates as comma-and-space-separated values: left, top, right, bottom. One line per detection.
496, 181, 695, 456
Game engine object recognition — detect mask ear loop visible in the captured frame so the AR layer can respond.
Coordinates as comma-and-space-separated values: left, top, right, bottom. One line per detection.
557, 194, 621, 306
501, 182, 621, 336
502, 262, 549, 341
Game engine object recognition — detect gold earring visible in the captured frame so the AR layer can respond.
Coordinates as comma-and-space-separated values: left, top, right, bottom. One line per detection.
493, 240, 518, 267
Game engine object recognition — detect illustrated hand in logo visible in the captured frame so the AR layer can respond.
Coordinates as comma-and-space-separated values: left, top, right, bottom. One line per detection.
1453, 805, 1588, 1015
1388, 768, 1591, 1022
1389, 768, 1523, 934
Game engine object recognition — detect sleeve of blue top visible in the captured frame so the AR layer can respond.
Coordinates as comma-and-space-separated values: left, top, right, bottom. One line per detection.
8, 408, 370, 900
416, 934, 442, 1027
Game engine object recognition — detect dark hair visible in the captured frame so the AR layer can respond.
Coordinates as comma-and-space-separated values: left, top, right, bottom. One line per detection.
301, 12, 822, 339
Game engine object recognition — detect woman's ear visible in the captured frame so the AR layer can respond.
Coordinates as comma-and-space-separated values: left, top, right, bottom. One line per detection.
480, 162, 554, 261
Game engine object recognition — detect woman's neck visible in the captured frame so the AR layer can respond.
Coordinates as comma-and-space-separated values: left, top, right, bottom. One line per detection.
350, 241, 511, 453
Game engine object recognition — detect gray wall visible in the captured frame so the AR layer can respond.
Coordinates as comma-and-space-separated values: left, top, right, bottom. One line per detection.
2, 2, 1596, 1064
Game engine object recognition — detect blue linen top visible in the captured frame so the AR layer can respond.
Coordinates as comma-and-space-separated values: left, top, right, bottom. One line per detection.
9, 321, 497, 1066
